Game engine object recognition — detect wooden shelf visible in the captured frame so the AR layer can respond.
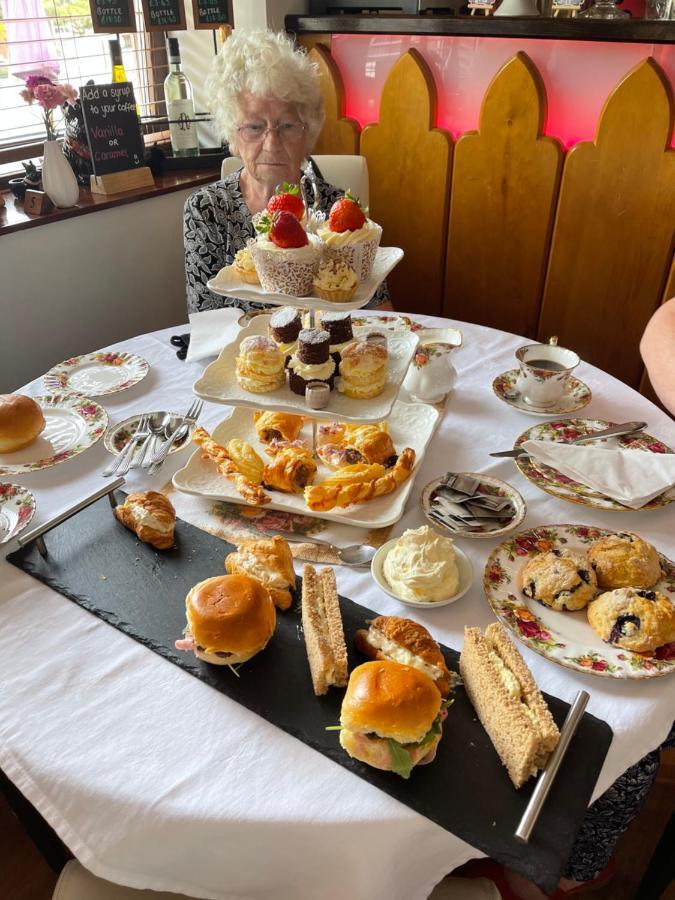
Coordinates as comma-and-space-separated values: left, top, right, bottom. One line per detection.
286, 14, 675, 43
0, 168, 221, 237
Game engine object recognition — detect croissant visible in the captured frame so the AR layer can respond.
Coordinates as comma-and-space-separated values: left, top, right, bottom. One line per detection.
114, 491, 175, 549
304, 448, 416, 512
225, 536, 295, 611
262, 446, 317, 493
192, 427, 270, 506
226, 438, 264, 484
254, 411, 304, 444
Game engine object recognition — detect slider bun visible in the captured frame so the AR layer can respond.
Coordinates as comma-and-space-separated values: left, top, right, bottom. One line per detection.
0, 394, 46, 453
340, 660, 441, 744
339, 726, 442, 772
186, 574, 276, 664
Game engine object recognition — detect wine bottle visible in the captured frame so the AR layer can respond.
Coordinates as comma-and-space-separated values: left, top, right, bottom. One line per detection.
164, 38, 199, 158
109, 39, 140, 116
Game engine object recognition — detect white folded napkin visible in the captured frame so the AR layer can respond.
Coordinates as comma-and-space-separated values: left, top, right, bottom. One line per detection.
186, 307, 242, 362
522, 440, 675, 509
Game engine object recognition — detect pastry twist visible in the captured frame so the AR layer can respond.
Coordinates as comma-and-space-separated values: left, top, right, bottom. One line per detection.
304, 448, 416, 511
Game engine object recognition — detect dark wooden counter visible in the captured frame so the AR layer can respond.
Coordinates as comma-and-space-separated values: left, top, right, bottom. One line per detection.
286, 14, 675, 43
0, 168, 221, 238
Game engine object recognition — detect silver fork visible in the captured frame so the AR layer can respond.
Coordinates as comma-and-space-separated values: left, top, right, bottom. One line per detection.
147, 399, 203, 474
103, 415, 150, 477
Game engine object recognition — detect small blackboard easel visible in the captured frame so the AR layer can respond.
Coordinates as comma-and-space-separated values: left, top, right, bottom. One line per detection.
81, 82, 154, 195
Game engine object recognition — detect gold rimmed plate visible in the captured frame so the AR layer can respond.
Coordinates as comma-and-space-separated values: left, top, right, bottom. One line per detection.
44, 351, 149, 397
514, 419, 675, 512
484, 524, 675, 679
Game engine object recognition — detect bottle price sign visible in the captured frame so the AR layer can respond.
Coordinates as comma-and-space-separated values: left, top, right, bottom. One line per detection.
192, 0, 233, 28
141, 0, 186, 31
89, 0, 136, 33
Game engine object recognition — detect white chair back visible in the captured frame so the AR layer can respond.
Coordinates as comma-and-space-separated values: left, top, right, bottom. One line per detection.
220, 154, 369, 207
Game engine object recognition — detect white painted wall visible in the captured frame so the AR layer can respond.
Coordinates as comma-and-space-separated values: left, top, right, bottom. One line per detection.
1, 188, 195, 392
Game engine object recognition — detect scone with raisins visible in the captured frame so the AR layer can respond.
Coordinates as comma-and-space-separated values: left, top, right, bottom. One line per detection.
587, 588, 675, 653
519, 549, 597, 612
587, 532, 661, 590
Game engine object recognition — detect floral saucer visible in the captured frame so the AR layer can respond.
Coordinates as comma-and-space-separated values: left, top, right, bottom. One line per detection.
492, 369, 591, 416
44, 351, 149, 397
420, 473, 526, 539
0, 394, 108, 476
105, 412, 194, 457
483, 524, 675, 679
514, 419, 674, 512
0, 483, 36, 543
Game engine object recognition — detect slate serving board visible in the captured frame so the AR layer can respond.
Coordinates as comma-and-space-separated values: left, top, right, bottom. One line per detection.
8, 493, 613, 893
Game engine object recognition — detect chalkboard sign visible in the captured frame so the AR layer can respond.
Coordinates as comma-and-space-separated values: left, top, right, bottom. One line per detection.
192, 0, 233, 28
80, 83, 145, 176
88, 0, 136, 33
141, 0, 186, 31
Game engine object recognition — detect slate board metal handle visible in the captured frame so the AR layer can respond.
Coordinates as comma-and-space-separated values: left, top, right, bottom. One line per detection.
515, 689, 589, 843
17, 477, 126, 557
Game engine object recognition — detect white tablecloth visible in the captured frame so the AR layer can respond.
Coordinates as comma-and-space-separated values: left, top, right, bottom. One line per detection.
1, 314, 674, 900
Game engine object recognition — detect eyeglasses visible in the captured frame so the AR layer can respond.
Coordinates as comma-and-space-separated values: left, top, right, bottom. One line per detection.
236, 122, 306, 144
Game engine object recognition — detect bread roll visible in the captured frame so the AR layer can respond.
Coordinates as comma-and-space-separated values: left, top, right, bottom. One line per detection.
0, 394, 46, 453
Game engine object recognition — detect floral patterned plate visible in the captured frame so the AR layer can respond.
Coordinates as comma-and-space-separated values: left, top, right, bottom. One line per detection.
420, 473, 526, 539
484, 524, 675, 679
0, 483, 36, 543
492, 369, 592, 416
514, 419, 675, 512
44, 351, 149, 397
0, 394, 108, 476
104, 412, 194, 457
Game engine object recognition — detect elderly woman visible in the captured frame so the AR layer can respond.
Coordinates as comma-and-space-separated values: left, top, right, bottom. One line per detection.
184, 30, 390, 314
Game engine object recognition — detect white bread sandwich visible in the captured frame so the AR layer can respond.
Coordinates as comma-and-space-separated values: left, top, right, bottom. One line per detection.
301, 564, 348, 695
459, 623, 560, 788
338, 660, 448, 779
175, 574, 276, 666
354, 615, 452, 697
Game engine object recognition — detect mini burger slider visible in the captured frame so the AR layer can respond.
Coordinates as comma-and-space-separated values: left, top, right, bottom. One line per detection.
338, 660, 447, 779
175, 574, 276, 665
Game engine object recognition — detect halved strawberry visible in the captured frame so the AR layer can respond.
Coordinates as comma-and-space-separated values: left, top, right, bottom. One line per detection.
328, 191, 366, 233
267, 182, 305, 221
257, 211, 309, 249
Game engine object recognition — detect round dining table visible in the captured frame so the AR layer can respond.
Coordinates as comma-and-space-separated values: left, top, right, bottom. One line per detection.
1, 312, 674, 900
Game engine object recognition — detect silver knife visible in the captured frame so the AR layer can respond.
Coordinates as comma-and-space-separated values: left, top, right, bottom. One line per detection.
490, 421, 648, 459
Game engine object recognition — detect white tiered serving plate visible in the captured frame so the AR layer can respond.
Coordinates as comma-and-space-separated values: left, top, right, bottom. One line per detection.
207, 247, 403, 312
193, 315, 418, 423
173, 401, 439, 528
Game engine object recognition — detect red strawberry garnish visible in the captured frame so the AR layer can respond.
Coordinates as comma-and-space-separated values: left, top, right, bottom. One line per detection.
266, 182, 305, 221
328, 191, 366, 233
257, 211, 309, 249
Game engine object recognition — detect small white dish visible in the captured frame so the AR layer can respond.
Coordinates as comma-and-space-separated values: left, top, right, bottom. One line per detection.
371, 538, 474, 608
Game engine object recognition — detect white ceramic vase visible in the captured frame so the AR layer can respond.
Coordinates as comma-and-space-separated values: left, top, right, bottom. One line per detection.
494, 0, 540, 14
42, 140, 80, 208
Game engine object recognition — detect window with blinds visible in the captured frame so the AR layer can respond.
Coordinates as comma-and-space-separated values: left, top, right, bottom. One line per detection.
0, 0, 169, 170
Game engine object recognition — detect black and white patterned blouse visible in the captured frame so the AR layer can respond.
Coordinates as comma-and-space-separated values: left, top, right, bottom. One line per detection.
183, 162, 389, 314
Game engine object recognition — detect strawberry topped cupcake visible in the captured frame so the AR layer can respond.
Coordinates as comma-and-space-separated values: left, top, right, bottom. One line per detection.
317, 192, 382, 281
250, 209, 322, 297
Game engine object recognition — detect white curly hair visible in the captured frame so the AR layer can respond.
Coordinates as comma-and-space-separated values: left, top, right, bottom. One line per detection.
206, 30, 324, 153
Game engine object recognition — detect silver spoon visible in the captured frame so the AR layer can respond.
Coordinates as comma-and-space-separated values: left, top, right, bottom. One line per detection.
285, 537, 376, 567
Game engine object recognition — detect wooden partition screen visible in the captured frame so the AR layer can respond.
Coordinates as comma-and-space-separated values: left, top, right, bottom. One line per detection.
305, 44, 675, 393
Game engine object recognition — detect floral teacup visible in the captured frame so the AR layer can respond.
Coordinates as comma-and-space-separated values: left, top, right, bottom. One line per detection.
515, 338, 579, 408
404, 341, 457, 403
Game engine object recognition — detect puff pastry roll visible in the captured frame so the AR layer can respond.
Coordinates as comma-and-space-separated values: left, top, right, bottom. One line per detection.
114, 491, 176, 550
225, 536, 295, 611
304, 448, 416, 512
254, 411, 304, 444
192, 427, 270, 506
348, 427, 396, 467
262, 446, 317, 493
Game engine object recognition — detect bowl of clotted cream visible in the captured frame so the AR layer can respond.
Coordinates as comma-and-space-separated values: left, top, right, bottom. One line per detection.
371, 524, 474, 608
